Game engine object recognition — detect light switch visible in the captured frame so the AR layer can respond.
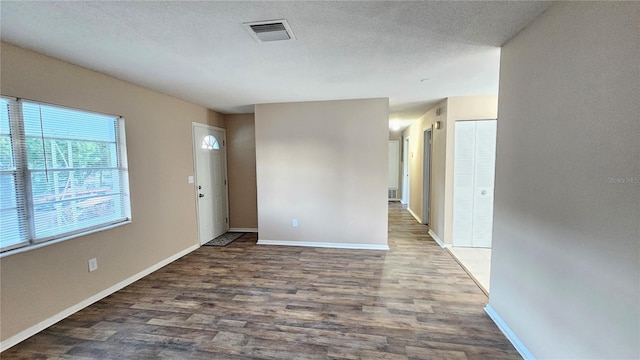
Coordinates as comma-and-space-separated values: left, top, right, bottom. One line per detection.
188, 176, 194, 184
88, 258, 98, 272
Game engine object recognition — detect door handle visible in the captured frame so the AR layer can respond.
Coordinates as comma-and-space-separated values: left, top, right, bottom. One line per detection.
199, 193, 205, 198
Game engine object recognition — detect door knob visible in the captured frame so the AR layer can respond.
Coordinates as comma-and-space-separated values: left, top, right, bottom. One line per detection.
199, 193, 205, 198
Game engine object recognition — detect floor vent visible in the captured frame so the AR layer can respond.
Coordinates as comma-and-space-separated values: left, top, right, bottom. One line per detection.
244, 19, 295, 42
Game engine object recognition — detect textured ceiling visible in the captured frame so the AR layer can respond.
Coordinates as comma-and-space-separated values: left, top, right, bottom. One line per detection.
0, 1, 549, 121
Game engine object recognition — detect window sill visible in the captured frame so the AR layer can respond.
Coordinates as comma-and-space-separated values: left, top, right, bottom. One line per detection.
0, 220, 132, 259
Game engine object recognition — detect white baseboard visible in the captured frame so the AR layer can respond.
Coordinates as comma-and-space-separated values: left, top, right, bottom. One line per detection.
0, 244, 200, 352
485, 304, 536, 360
257, 239, 389, 251
428, 229, 448, 248
407, 207, 421, 223
228, 227, 258, 233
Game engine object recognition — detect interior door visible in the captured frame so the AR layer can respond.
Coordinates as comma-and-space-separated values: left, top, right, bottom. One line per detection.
471, 120, 497, 247
422, 129, 432, 225
452, 120, 497, 247
402, 137, 410, 205
193, 124, 228, 245
453, 122, 476, 246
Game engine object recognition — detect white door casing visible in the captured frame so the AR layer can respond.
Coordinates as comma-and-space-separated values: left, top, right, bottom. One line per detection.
193, 124, 229, 245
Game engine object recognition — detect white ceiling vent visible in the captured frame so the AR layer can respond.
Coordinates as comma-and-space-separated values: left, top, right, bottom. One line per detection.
244, 19, 295, 42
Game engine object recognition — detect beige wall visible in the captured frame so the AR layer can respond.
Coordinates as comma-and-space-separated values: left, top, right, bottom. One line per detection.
0, 42, 224, 342
225, 114, 258, 229
255, 99, 389, 247
388, 132, 402, 141
207, 110, 226, 129
489, 2, 639, 358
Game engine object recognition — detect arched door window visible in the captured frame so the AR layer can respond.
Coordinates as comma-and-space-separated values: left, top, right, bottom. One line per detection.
201, 135, 220, 150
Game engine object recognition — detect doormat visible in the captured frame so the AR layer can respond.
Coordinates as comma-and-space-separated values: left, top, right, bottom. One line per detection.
203, 232, 245, 247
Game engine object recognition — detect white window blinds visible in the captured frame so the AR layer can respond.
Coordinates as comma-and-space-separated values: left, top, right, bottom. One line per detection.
0, 97, 131, 253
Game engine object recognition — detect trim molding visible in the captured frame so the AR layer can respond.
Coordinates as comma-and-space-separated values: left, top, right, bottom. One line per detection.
0, 244, 200, 352
407, 207, 421, 223
257, 240, 389, 251
485, 304, 536, 360
428, 229, 449, 248
228, 227, 258, 233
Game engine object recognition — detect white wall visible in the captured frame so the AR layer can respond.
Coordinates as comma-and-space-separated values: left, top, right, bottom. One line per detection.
255, 99, 389, 248
489, 2, 639, 358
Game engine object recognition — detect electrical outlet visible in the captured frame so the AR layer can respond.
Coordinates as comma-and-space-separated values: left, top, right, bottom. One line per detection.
292, 219, 298, 227
88, 258, 98, 272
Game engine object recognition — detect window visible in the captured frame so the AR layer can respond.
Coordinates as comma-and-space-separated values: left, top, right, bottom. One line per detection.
201, 135, 220, 150
0, 97, 131, 253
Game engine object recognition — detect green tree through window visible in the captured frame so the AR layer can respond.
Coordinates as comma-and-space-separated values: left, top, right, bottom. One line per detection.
0, 97, 131, 252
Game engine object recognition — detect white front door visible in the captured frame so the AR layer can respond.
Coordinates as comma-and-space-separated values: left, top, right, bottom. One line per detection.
193, 124, 228, 245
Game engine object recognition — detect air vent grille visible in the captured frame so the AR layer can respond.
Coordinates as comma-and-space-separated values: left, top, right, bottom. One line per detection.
250, 23, 287, 34
244, 19, 295, 42
388, 189, 398, 200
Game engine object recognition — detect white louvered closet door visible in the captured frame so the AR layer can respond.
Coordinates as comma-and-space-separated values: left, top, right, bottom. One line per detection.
453, 120, 497, 248
453, 121, 476, 246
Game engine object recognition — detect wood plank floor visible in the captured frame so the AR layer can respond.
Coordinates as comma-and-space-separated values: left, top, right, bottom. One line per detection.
2, 203, 520, 359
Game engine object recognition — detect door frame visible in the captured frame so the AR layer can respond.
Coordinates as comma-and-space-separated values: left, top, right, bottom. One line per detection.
421, 127, 432, 225
192, 122, 229, 245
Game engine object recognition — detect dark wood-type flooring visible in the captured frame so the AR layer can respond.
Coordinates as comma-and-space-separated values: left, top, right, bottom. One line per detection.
3, 202, 520, 359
